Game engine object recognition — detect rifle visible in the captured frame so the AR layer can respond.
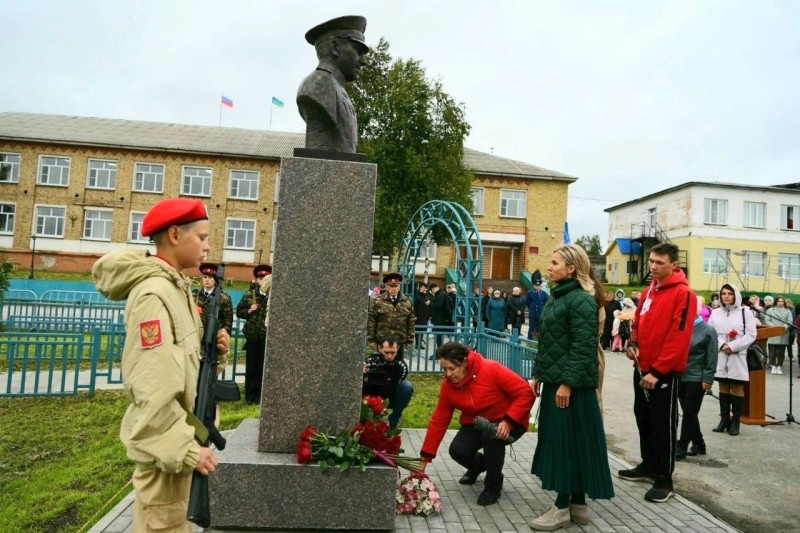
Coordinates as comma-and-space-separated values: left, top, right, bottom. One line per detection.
187, 263, 241, 528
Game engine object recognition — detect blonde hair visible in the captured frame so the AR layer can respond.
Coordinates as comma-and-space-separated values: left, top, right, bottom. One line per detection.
553, 244, 595, 296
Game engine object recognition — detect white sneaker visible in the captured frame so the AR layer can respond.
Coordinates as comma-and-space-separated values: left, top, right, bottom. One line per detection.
777, 367, 784, 375
771, 367, 778, 374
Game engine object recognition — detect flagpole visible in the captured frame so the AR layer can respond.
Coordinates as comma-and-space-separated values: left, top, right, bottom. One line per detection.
219, 104, 223, 127
269, 104, 273, 131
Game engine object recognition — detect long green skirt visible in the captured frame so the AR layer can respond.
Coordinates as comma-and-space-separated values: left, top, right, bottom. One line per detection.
531, 384, 614, 499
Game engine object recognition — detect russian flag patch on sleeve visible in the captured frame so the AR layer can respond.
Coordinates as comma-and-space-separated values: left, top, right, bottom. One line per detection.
140, 319, 163, 348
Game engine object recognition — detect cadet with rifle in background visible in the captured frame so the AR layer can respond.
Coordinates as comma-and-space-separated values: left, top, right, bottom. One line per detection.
236, 264, 272, 404
194, 262, 234, 334
92, 198, 231, 532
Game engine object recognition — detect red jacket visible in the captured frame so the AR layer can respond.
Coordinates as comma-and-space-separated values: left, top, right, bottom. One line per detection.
420, 352, 534, 461
632, 269, 696, 377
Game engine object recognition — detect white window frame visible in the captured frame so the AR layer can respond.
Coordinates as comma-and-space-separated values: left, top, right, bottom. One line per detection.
133, 162, 165, 193
274, 171, 281, 203
470, 187, 484, 216
703, 198, 727, 225
778, 253, 800, 280
34, 205, 66, 237
0, 152, 21, 183
742, 251, 766, 277
0, 202, 15, 234
500, 189, 527, 218
225, 218, 256, 250
781, 204, 800, 231
229, 169, 260, 200
743, 201, 766, 229
37, 155, 70, 187
702, 248, 729, 274
648, 208, 657, 228
128, 211, 150, 243
83, 208, 114, 241
87, 159, 118, 190
182, 166, 212, 197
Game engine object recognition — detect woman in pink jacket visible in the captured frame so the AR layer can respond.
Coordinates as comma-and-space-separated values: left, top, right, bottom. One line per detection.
419, 342, 535, 506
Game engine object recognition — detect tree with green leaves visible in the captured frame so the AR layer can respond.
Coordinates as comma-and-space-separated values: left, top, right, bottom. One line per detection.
575, 234, 604, 256
348, 38, 473, 260
0, 255, 13, 300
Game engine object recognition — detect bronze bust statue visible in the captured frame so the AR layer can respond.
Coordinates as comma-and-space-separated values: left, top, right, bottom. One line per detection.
297, 16, 369, 154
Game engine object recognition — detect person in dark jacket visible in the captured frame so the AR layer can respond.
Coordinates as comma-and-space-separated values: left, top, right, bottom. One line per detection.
193, 262, 233, 334
236, 264, 272, 404
601, 291, 622, 349
485, 289, 507, 333
529, 244, 613, 530
506, 286, 527, 335
429, 283, 450, 349
413, 283, 432, 348
418, 342, 534, 506
676, 296, 718, 459
362, 336, 414, 429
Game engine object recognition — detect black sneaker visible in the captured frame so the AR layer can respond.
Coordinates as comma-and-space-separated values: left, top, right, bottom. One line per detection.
686, 443, 706, 456
618, 464, 657, 483
645, 478, 674, 503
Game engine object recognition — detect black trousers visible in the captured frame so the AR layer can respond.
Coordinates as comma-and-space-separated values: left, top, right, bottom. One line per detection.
677, 381, 706, 448
632, 370, 679, 480
244, 337, 266, 404
449, 422, 526, 490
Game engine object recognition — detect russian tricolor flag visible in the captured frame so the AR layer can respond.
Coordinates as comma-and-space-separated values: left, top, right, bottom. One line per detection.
221, 95, 233, 108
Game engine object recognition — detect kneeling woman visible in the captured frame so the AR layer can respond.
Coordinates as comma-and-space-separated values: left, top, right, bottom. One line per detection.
419, 342, 535, 506
530, 244, 614, 531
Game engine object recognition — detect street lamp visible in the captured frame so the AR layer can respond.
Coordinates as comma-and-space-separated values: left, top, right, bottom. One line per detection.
28, 234, 37, 279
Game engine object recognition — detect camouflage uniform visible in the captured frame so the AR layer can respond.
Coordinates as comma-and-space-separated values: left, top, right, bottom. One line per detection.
236, 288, 270, 404
367, 293, 415, 360
193, 288, 234, 334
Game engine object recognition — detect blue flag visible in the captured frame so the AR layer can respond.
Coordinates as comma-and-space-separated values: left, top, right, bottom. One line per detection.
271, 96, 284, 107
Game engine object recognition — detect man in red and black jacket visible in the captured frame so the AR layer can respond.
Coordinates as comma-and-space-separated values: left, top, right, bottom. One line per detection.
620, 243, 695, 504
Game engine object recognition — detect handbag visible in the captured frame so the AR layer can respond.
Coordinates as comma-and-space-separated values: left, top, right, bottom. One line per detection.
741, 308, 766, 371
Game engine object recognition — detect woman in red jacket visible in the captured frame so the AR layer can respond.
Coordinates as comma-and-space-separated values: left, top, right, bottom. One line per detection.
418, 342, 535, 506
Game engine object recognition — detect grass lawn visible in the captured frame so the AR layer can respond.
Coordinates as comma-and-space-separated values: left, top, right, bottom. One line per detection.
0, 374, 459, 532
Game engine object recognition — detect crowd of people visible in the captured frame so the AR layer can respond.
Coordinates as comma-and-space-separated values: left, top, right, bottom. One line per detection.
97, 195, 798, 531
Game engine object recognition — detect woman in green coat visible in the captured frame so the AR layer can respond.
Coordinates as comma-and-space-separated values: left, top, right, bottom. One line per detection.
529, 244, 614, 531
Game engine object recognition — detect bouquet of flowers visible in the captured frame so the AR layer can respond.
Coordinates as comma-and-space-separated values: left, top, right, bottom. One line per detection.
296, 396, 423, 473
396, 473, 442, 516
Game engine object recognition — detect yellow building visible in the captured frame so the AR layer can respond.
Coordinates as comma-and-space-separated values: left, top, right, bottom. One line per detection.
605, 181, 800, 295
0, 112, 575, 283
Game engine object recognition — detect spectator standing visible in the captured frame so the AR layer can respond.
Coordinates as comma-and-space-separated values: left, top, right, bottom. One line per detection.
506, 286, 527, 335
765, 296, 792, 374
485, 289, 507, 333
367, 272, 415, 361
92, 198, 228, 530
413, 283, 432, 349
709, 284, 755, 436
529, 244, 613, 530
429, 282, 450, 349
236, 264, 272, 404
194, 262, 233, 334
676, 296, 718, 459
526, 279, 548, 340
419, 342, 534, 506
446, 283, 458, 328
362, 336, 414, 429
481, 285, 494, 328
601, 292, 621, 349
619, 242, 695, 503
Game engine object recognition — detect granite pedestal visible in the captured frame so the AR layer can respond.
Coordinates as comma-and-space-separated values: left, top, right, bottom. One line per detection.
209, 156, 393, 529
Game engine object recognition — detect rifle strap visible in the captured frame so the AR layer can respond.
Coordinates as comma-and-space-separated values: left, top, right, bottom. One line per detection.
184, 408, 210, 445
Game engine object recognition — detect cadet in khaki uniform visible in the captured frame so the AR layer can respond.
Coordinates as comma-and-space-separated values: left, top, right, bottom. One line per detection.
367, 272, 415, 361
93, 198, 230, 532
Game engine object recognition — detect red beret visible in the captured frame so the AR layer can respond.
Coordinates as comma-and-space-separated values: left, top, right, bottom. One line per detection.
253, 264, 272, 277
199, 263, 217, 276
142, 198, 209, 237
383, 272, 402, 285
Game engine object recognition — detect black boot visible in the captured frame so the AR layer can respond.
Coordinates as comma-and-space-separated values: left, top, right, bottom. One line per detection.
477, 473, 503, 506
712, 393, 731, 432
729, 395, 743, 436
675, 442, 687, 460
687, 442, 706, 456
458, 453, 485, 485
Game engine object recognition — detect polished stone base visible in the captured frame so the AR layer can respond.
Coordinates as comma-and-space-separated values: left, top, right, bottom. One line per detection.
209, 419, 396, 530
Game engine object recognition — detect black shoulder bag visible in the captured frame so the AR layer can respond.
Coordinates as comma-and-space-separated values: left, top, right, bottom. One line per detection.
742, 308, 766, 372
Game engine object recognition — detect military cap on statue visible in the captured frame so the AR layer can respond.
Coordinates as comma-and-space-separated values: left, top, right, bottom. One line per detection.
382, 272, 402, 285
199, 263, 217, 276
253, 264, 273, 277
304, 15, 369, 51
141, 198, 209, 237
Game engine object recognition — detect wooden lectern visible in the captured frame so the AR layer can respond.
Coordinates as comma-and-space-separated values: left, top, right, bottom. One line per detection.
741, 325, 785, 426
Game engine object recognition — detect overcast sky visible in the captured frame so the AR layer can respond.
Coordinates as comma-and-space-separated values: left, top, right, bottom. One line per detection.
2, 0, 798, 248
